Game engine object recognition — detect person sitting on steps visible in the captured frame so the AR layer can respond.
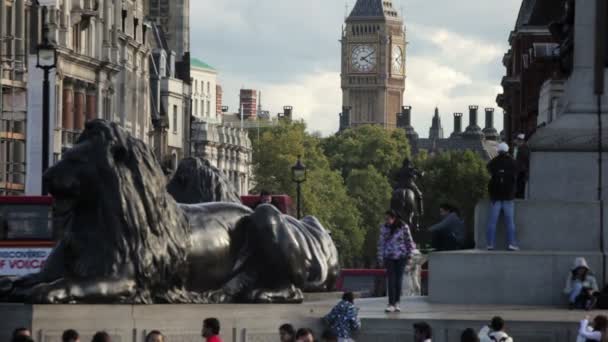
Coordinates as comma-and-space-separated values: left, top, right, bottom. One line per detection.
565, 257, 599, 310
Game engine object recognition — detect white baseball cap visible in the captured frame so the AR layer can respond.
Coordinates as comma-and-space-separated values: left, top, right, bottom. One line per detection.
497, 142, 509, 153
516, 133, 525, 140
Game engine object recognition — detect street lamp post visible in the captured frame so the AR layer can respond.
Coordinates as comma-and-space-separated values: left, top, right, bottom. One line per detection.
291, 155, 307, 219
36, 39, 57, 195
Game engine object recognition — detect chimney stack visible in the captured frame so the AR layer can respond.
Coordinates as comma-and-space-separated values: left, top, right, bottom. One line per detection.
464, 105, 483, 138
468, 105, 479, 127
453, 112, 463, 135
401, 106, 412, 127
279, 106, 293, 122
398, 106, 419, 150
482, 107, 499, 141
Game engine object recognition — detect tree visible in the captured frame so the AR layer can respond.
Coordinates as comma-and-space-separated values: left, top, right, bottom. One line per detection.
250, 122, 364, 266
414, 150, 489, 248
345, 166, 393, 267
322, 125, 411, 179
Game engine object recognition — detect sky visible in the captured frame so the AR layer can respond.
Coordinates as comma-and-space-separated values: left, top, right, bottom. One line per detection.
190, 0, 523, 137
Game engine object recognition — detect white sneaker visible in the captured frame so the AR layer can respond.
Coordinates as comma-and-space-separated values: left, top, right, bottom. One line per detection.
394, 304, 401, 312
385, 305, 396, 313
508, 245, 520, 251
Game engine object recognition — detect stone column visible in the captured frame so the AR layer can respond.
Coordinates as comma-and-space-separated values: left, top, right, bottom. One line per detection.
15, 0, 25, 58
73, 83, 86, 131
86, 85, 97, 122
62, 80, 74, 130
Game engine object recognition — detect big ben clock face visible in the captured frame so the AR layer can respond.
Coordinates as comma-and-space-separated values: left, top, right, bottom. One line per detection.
392, 45, 404, 75
351, 45, 377, 73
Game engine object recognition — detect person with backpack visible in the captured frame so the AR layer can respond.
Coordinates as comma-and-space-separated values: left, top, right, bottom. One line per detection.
565, 257, 600, 310
486, 142, 519, 251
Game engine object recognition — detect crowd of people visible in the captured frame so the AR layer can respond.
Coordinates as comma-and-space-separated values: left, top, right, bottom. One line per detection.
11, 311, 608, 342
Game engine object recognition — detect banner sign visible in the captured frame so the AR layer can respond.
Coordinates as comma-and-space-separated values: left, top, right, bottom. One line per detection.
0, 248, 52, 276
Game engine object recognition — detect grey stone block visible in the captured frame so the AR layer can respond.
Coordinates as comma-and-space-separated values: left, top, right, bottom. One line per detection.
528, 151, 608, 202
428, 250, 603, 305
474, 199, 601, 251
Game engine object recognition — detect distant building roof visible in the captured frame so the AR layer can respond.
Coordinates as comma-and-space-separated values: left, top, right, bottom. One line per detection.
191, 58, 216, 71
417, 136, 499, 161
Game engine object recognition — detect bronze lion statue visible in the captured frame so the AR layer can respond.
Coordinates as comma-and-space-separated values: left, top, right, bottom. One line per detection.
0, 120, 339, 304
167, 157, 241, 204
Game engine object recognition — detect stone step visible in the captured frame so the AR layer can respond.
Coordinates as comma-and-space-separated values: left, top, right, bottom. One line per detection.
428, 250, 604, 306
473, 199, 603, 251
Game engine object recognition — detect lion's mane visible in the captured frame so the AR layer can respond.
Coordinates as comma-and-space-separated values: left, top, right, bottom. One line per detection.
70, 120, 193, 303
167, 157, 241, 204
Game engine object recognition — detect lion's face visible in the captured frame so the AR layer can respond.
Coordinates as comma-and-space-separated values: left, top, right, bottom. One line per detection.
43, 132, 123, 210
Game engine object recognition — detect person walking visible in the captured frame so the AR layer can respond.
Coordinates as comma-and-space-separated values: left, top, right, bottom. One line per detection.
413, 322, 432, 342
62, 329, 80, 342
513, 134, 530, 199
323, 292, 361, 342
486, 142, 519, 251
279, 324, 296, 342
202, 318, 223, 342
378, 209, 416, 313
478, 317, 513, 342
577, 315, 608, 341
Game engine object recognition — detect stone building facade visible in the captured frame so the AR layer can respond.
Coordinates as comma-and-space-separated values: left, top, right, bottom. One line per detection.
496, 0, 564, 146
191, 121, 251, 195
189, 57, 252, 195
25, 0, 151, 195
149, 23, 191, 172
0, 0, 31, 195
148, 0, 189, 62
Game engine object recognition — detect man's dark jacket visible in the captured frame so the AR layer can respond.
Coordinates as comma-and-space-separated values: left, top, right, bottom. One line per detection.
487, 153, 518, 201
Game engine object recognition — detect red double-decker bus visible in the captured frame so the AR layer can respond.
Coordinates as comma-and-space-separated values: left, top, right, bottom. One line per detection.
0, 196, 54, 277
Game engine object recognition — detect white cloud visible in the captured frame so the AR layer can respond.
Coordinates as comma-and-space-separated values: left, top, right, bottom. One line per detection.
218, 70, 341, 136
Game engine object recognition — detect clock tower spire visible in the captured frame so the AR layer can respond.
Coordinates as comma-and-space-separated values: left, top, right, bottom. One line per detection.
340, 0, 406, 130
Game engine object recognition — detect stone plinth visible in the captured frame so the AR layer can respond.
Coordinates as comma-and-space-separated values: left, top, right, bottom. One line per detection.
429, 250, 603, 306
474, 200, 602, 250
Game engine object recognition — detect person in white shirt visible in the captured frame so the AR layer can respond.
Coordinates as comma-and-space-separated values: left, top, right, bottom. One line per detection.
478, 316, 513, 342
413, 322, 432, 342
577, 315, 608, 342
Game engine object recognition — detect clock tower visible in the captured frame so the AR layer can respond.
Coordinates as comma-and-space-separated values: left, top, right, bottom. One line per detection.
341, 0, 406, 129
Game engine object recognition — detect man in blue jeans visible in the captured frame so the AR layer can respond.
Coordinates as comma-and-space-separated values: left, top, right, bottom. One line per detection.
486, 142, 519, 251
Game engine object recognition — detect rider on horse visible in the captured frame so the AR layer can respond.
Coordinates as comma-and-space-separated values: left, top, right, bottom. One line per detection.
396, 158, 424, 218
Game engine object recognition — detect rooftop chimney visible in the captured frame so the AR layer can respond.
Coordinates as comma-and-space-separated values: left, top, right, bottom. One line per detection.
482, 107, 499, 141
451, 112, 463, 137
398, 106, 419, 150
464, 105, 483, 139
279, 106, 293, 122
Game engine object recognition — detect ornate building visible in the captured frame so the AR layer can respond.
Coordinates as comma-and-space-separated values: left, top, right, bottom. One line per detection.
340, 0, 406, 129
496, 0, 563, 145
0, 0, 31, 195
25, 0, 151, 195
148, 0, 189, 62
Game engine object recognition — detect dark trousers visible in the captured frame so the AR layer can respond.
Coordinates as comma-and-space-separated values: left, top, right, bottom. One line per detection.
516, 172, 527, 199
385, 258, 407, 305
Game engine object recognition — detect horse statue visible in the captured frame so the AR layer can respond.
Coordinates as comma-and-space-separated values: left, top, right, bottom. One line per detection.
391, 158, 424, 230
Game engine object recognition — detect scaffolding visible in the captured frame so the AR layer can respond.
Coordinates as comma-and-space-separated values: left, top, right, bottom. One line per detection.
0, 33, 28, 196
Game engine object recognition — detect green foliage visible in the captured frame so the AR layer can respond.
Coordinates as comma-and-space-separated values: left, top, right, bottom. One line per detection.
250, 122, 488, 265
323, 125, 411, 178
414, 150, 490, 247
250, 122, 364, 266
345, 166, 392, 267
